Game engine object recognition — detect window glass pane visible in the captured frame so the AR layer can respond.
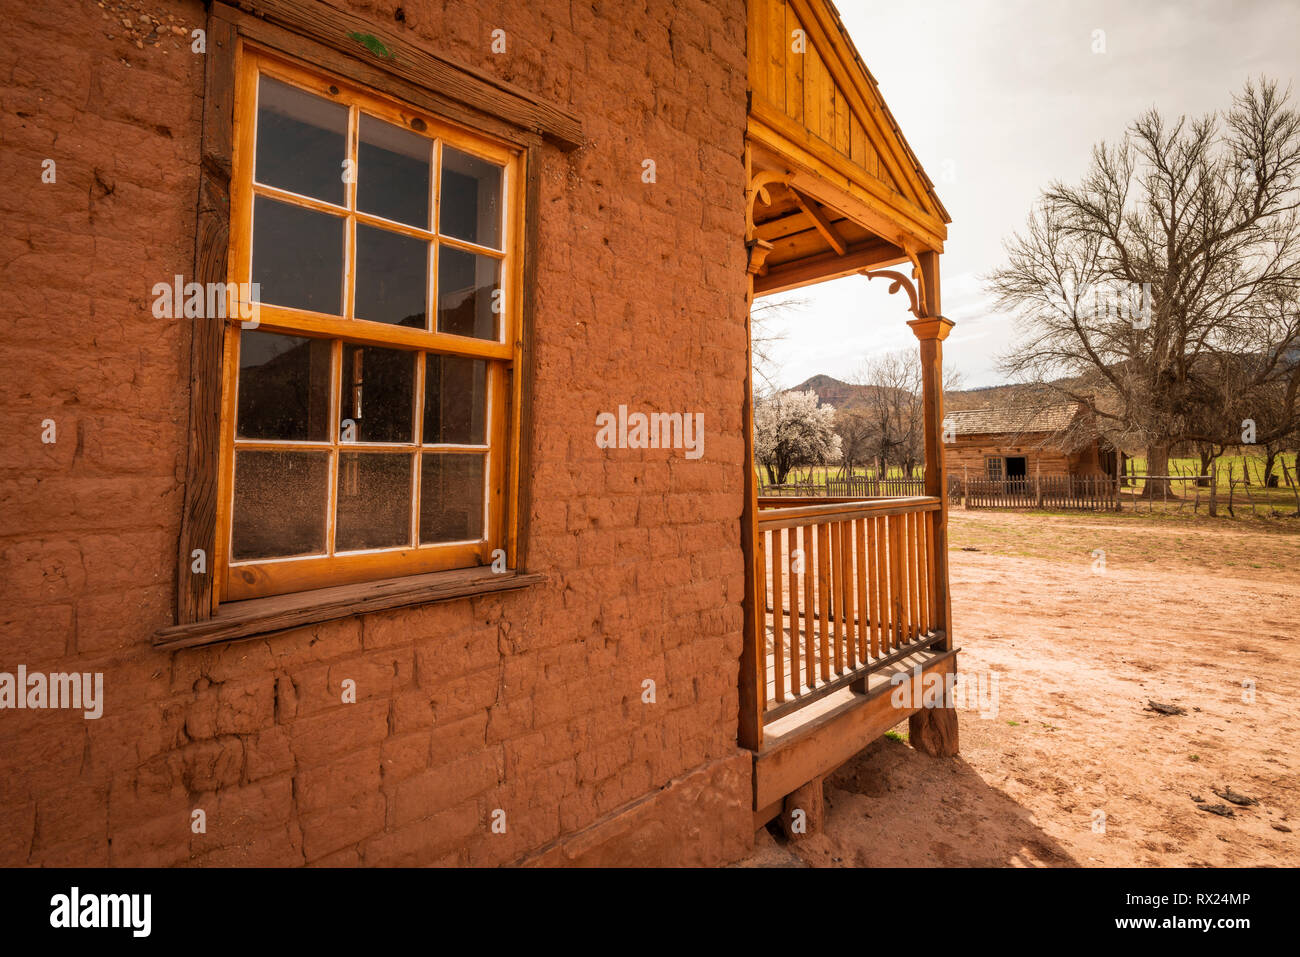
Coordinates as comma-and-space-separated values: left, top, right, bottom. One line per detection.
236, 331, 332, 441
354, 224, 429, 328
439, 146, 502, 248
252, 196, 344, 315
358, 114, 431, 229
437, 247, 501, 340
336, 453, 413, 551
339, 344, 415, 443
255, 75, 348, 206
231, 450, 329, 560
420, 454, 485, 543
423, 355, 487, 445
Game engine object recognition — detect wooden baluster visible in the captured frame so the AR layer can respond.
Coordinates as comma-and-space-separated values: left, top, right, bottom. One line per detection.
817, 522, 831, 682
867, 515, 880, 658
840, 519, 855, 672
757, 526, 768, 711
788, 525, 800, 697
829, 521, 842, 674
902, 512, 913, 641
854, 517, 868, 666
879, 515, 890, 654
920, 510, 933, 633
803, 523, 816, 691
909, 511, 921, 640
772, 527, 785, 703
889, 514, 904, 651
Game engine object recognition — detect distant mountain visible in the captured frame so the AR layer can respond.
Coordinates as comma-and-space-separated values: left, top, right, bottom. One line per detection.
789, 374, 907, 412
790, 373, 1085, 414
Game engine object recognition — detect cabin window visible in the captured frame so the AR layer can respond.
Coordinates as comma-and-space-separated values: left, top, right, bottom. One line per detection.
218, 49, 522, 603
985, 456, 1004, 481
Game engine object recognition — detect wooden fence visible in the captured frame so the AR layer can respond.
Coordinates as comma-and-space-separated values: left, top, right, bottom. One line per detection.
825, 476, 925, 498
959, 475, 1119, 511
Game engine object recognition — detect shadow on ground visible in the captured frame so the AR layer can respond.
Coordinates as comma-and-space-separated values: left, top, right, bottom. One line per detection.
739, 735, 1077, 867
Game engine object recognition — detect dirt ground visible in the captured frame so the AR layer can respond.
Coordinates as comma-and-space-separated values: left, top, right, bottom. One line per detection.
741, 508, 1300, 867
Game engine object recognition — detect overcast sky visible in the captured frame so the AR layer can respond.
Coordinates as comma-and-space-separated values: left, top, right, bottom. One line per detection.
759, 0, 1300, 390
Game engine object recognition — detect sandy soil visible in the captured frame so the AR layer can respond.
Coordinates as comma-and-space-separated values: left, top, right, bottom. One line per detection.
741, 509, 1300, 867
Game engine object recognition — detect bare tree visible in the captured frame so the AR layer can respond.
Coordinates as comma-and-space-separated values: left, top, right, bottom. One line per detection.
749, 296, 806, 398
847, 351, 964, 478
989, 78, 1300, 495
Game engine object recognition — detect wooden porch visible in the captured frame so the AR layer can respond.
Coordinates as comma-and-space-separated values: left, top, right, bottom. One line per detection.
740, 0, 959, 830
748, 495, 957, 824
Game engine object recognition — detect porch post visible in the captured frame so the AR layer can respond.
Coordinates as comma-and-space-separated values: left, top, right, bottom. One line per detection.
738, 146, 770, 752
907, 251, 954, 652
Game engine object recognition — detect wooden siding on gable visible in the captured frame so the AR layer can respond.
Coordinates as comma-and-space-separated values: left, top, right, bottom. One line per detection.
753, 0, 886, 191
747, 0, 949, 253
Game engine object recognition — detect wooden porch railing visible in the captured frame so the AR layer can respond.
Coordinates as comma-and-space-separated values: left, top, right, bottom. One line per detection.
755, 496, 946, 724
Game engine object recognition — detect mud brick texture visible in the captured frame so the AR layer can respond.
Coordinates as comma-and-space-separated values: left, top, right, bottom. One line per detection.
0, 0, 753, 865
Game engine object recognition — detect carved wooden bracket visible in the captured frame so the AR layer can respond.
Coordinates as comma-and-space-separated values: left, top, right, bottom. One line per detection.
746, 238, 775, 276
860, 268, 923, 319
904, 248, 929, 317
745, 170, 792, 237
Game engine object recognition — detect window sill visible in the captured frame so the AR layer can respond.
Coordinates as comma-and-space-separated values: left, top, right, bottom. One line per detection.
154, 567, 546, 651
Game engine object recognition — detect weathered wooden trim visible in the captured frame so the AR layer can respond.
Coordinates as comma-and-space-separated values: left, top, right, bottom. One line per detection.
156, 568, 547, 650
511, 144, 542, 570
177, 11, 238, 624
220, 0, 582, 149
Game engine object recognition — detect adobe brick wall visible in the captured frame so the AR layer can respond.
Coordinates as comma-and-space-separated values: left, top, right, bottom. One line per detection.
0, 0, 752, 866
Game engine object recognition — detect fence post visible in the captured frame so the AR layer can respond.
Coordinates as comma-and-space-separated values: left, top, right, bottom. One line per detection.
1208, 463, 1217, 517
1114, 447, 1122, 512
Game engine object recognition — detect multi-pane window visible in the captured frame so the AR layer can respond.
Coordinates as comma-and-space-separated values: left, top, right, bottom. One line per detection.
985, 456, 1004, 481
219, 49, 521, 602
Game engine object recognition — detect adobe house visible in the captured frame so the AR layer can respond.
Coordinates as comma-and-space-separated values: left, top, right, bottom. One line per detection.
946, 401, 1117, 482
1, 0, 955, 866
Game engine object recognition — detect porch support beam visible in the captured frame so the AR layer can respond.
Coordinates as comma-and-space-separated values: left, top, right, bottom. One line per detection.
790, 189, 847, 256
907, 250, 954, 652
754, 239, 905, 296
740, 147, 767, 752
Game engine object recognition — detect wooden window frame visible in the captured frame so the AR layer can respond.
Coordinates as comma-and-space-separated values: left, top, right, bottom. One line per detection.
985, 456, 1004, 481
221, 46, 520, 603
165, 1, 581, 641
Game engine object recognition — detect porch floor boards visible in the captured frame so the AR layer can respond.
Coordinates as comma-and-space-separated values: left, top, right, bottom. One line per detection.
760, 631, 942, 745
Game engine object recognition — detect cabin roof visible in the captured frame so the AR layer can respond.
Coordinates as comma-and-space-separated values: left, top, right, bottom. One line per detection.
947, 402, 1086, 438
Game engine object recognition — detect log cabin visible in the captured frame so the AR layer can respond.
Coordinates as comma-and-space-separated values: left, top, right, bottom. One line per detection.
1, 0, 957, 866
946, 401, 1117, 482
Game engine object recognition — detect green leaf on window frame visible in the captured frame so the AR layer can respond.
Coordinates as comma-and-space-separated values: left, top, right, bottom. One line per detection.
348, 32, 394, 60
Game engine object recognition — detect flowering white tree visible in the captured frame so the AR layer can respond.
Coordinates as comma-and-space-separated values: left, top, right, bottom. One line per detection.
754, 389, 842, 485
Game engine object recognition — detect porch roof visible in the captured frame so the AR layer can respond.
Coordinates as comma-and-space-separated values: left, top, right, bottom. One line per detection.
747, 0, 951, 296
